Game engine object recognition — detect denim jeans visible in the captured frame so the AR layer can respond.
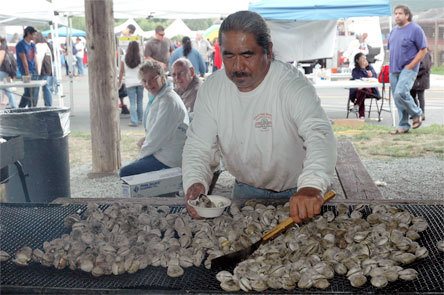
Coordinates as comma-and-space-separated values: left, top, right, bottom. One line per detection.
127, 85, 144, 125
18, 74, 40, 108
40, 75, 53, 106
232, 179, 298, 199
0, 71, 16, 108
390, 69, 422, 130
119, 155, 170, 177
76, 56, 84, 75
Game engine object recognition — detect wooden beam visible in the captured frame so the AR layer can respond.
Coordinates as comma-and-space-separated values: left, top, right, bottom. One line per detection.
335, 140, 384, 200
84, 0, 121, 175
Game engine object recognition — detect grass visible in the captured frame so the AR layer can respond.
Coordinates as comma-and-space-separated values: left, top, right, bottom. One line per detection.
69, 124, 444, 167
431, 66, 444, 75
334, 124, 444, 159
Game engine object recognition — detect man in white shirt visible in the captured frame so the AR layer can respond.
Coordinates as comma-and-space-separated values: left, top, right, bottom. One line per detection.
74, 37, 85, 76
182, 11, 337, 223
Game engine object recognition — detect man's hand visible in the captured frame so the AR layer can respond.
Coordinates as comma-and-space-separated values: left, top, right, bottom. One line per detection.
289, 187, 323, 224
185, 183, 206, 219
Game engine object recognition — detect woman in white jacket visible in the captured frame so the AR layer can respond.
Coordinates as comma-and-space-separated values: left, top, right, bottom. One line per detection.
119, 61, 189, 177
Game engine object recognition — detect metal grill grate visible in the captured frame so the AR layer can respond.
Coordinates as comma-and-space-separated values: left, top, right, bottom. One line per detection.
1, 203, 443, 293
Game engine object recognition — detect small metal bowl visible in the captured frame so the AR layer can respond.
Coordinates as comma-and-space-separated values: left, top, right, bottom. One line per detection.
188, 195, 231, 218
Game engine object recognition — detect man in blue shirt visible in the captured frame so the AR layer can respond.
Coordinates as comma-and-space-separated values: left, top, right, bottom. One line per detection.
388, 5, 427, 134
16, 26, 39, 107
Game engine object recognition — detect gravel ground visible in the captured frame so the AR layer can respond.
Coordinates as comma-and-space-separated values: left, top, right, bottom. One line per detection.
70, 157, 443, 201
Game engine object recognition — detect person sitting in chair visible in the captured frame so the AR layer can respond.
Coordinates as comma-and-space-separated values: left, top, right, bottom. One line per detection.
349, 53, 380, 119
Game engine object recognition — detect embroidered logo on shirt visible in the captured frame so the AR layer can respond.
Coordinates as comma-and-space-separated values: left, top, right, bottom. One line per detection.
254, 113, 272, 131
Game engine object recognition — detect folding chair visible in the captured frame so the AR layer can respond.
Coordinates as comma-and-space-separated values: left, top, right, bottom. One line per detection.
347, 85, 383, 121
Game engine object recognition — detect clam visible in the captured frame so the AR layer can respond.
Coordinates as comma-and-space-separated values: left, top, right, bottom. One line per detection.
0, 250, 11, 262
13, 246, 32, 266
220, 279, 240, 292
348, 273, 367, 287
313, 278, 330, 289
371, 275, 388, 288
167, 264, 184, 278
216, 271, 233, 283
437, 240, 444, 252
415, 246, 428, 259
398, 268, 418, 281
250, 279, 268, 292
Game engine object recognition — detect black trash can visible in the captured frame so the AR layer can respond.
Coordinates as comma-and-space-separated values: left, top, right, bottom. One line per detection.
0, 107, 71, 202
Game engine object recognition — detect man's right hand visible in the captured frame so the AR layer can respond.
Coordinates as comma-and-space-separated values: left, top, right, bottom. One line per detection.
185, 183, 206, 218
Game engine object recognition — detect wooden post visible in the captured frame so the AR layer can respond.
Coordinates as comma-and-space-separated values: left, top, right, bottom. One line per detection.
84, 0, 121, 176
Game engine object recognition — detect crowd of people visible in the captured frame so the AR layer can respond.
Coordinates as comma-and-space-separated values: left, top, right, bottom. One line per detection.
0, 26, 89, 109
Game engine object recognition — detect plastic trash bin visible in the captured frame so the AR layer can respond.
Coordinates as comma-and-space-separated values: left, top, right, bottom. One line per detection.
0, 107, 71, 202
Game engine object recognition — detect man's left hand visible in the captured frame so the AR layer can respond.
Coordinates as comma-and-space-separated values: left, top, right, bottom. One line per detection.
289, 187, 323, 224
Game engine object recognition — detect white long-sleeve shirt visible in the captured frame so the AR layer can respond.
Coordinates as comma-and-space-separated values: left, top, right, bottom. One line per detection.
182, 60, 336, 195
140, 83, 189, 167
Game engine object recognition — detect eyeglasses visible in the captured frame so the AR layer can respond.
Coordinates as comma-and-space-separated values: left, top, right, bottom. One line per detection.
157, 32, 165, 37
143, 75, 160, 85
171, 70, 188, 79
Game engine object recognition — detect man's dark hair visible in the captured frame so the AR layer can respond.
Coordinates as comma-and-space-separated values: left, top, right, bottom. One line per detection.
155, 25, 165, 34
24, 26, 37, 38
394, 5, 413, 22
127, 24, 136, 34
218, 10, 272, 55
182, 36, 192, 57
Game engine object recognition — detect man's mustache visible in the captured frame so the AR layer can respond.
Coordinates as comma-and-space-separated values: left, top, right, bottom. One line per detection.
231, 71, 250, 78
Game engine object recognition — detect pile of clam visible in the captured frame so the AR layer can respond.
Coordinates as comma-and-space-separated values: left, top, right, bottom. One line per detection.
0, 201, 441, 292
216, 203, 435, 291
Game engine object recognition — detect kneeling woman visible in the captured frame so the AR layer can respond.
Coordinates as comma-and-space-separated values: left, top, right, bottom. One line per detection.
349, 53, 380, 119
120, 61, 189, 177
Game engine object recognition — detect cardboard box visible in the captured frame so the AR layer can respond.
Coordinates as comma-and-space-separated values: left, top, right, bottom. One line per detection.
121, 167, 182, 198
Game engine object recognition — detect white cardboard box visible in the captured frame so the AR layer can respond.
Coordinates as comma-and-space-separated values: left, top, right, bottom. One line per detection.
121, 167, 182, 198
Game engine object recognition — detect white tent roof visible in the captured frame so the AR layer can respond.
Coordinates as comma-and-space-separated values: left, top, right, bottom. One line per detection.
0, 0, 66, 26
51, 0, 250, 19
114, 18, 144, 36
165, 19, 193, 38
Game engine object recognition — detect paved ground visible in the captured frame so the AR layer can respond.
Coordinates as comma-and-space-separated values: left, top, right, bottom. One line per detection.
60, 71, 444, 131
2, 68, 442, 130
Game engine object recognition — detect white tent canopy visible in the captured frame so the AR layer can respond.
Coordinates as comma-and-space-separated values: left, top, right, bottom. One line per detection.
165, 19, 193, 38
114, 18, 144, 36
0, 0, 66, 26
51, 0, 250, 19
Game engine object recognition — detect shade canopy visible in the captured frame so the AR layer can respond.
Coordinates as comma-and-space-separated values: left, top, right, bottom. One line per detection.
248, 0, 391, 20
42, 26, 86, 37
203, 24, 220, 42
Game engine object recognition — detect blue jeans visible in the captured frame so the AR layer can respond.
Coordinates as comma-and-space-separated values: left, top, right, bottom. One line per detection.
18, 74, 40, 108
232, 179, 298, 199
40, 75, 53, 106
76, 56, 84, 75
0, 71, 16, 108
119, 155, 170, 177
127, 85, 144, 125
390, 69, 422, 130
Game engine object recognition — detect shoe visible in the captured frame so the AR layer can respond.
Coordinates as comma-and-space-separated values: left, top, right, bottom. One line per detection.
359, 116, 365, 120
128, 123, 138, 127
412, 116, 422, 129
390, 128, 409, 135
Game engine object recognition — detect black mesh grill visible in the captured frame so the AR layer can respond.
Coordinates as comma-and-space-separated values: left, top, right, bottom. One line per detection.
1, 203, 443, 293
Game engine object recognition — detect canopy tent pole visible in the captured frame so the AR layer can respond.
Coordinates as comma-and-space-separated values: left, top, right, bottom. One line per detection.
50, 20, 64, 107
66, 16, 75, 115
